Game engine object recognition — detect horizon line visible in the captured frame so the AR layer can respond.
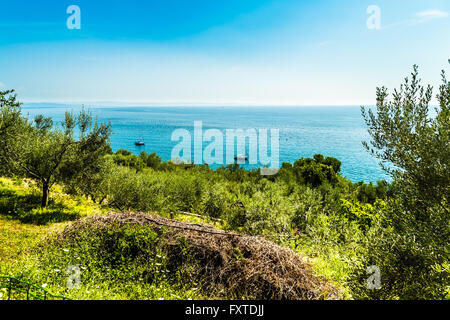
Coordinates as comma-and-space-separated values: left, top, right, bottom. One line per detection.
21, 101, 374, 108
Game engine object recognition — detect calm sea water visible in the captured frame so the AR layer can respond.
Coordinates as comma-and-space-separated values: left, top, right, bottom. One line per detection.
21, 105, 389, 183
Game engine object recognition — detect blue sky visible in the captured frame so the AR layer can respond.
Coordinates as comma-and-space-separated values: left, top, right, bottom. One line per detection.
0, 0, 449, 105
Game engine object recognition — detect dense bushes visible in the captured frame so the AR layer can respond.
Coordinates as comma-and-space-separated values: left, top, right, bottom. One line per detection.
66, 154, 379, 299
111, 149, 145, 171
139, 151, 162, 170
297, 155, 340, 186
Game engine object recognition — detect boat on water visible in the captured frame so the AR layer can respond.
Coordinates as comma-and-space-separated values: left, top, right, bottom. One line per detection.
234, 154, 248, 161
135, 141, 145, 146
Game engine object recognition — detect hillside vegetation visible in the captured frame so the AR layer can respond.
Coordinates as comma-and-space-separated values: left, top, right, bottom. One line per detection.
0, 63, 449, 300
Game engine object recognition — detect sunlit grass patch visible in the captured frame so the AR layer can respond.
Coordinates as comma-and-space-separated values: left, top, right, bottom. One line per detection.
0, 176, 108, 275
4, 222, 205, 300
0, 177, 106, 225
0, 216, 65, 267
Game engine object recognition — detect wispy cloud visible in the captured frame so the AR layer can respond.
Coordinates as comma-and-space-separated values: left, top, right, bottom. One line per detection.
382, 9, 449, 30
416, 10, 449, 20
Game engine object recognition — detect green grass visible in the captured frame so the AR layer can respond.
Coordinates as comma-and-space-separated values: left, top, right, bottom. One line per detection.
3, 224, 205, 300
0, 176, 349, 300
0, 217, 59, 266
0, 177, 213, 300
0, 177, 106, 225
295, 245, 356, 299
0, 177, 81, 267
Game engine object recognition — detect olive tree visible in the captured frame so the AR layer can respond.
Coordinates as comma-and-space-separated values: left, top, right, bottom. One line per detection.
0, 90, 111, 207
354, 62, 449, 299
0, 90, 27, 175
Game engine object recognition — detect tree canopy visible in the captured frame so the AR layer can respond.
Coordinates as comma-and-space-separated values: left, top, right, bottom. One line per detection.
357, 62, 449, 299
0, 92, 111, 207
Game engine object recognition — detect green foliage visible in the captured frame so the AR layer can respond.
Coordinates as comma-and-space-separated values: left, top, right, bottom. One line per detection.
201, 184, 230, 219
111, 150, 145, 171
65, 148, 389, 298
355, 63, 450, 299
339, 199, 385, 231
290, 154, 341, 187
355, 180, 388, 204
4, 224, 201, 300
361, 64, 449, 211
0, 98, 112, 208
115, 149, 132, 156
3, 62, 447, 300
0, 90, 26, 177
64, 157, 116, 204
0, 153, 389, 299
0, 177, 103, 225
101, 165, 155, 211
139, 151, 162, 170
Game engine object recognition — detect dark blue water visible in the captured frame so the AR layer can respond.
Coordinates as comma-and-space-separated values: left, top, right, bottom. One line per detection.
21, 105, 389, 183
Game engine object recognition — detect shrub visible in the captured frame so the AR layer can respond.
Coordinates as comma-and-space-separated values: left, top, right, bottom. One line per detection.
354, 63, 450, 299
292, 155, 339, 187
201, 184, 230, 219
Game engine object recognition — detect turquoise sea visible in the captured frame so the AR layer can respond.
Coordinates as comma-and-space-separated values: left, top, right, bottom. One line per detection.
21, 105, 389, 183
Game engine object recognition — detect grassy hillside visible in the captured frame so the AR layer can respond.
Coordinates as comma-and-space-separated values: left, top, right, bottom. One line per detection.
0, 177, 203, 299
0, 176, 343, 300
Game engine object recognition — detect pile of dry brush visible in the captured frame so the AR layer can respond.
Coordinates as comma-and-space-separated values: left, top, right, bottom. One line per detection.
59, 212, 339, 300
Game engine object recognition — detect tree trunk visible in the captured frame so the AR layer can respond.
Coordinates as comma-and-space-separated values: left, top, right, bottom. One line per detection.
41, 183, 49, 208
